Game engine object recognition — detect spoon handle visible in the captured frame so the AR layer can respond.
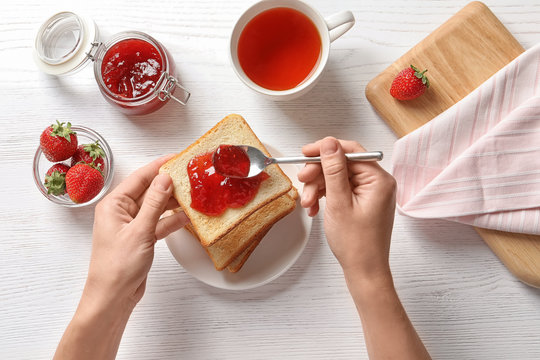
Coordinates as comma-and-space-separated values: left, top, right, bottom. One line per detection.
272, 151, 383, 164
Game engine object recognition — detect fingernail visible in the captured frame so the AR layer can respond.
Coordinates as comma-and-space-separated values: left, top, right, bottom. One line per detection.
301, 192, 308, 206
155, 173, 172, 191
321, 138, 338, 155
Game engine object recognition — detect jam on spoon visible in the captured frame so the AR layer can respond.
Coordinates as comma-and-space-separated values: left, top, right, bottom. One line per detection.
212, 144, 251, 178
187, 145, 268, 216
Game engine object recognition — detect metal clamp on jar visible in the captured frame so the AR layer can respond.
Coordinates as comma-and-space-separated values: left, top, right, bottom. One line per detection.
33, 12, 190, 115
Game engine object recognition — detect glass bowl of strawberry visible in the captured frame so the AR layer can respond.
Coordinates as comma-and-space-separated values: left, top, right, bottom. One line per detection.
33, 123, 114, 207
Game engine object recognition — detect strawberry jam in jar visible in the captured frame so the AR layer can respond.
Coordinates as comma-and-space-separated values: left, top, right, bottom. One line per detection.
93, 31, 188, 115
101, 38, 163, 99
34, 12, 190, 115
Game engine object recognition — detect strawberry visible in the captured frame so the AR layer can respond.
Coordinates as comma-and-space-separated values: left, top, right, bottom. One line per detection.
44, 163, 70, 196
71, 140, 106, 171
65, 163, 104, 203
40, 121, 78, 162
390, 65, 430, 100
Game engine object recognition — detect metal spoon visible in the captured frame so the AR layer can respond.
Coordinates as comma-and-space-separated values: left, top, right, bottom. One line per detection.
213, 145, 383, 178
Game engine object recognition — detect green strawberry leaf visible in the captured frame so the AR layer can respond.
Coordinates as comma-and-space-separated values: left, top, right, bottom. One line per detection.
410, 65, 430, 88
51, 120, 76, 142
44, 171, 67, 195
83, 140, 106, 161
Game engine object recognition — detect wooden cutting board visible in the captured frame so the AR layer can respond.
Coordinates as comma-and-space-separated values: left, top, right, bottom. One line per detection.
365, 1, 540, 288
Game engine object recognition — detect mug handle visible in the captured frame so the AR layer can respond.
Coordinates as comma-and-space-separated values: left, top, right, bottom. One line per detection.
325, 11, 355, 43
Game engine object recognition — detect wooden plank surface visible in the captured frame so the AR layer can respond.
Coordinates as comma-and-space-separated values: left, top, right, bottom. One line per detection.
2, 1, 540, 359
365, 1, 540, 288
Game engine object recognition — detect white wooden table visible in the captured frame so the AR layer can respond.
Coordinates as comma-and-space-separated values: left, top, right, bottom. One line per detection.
1, 0, 539, 359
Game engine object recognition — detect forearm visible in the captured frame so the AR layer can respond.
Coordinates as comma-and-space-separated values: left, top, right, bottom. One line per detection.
54, 289, 134, 360
344, 270, 431, 360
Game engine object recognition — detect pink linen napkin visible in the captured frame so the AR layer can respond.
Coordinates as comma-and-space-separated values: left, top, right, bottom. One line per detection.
391, 44, 540, 235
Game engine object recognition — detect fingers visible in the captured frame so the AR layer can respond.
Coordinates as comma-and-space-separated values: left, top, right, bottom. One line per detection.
155, 210, 190, 240
136, 189, 179, 210
302, 139, 366, 157
301, 181, 321, 209
114, 154, 176, 200
134, 173, 174, 233
300, 138, 386, 216
307, 202, 320, 217
165, 197, 181, 211
340, 139, 366, 153
303, 138, 380, 182
298, 162, 326, 215
319, 137, 352, 208
301, 142, 321, 157
297, 163, 321, 183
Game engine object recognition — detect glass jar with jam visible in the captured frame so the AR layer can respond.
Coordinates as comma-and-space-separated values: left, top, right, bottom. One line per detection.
33, 12, 190, 115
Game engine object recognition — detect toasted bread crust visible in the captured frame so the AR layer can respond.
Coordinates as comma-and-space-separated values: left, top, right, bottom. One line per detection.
160, 114, 292, 247
183, 192, 296, 270
226, 227, 272, 273
207, 193, 297, 270
226, 188, 298, 273
177, 186, 297, 271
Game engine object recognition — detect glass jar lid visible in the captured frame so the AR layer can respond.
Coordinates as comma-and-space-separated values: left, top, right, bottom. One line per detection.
33, 11, 99, 75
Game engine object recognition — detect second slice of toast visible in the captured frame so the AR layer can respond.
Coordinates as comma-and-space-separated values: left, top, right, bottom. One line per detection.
204, 189, 297, 270
226, 187, 299, 273
181, 188, 298, 272
226, 227, 271, 273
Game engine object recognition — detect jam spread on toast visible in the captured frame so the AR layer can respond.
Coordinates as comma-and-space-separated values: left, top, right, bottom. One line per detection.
187, 147, 269, 216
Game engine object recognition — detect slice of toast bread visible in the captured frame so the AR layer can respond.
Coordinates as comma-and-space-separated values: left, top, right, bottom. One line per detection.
227, 187, 300, 273
205, 190, 297, 270
160, 114, 292, 247
226, 226, 272, 273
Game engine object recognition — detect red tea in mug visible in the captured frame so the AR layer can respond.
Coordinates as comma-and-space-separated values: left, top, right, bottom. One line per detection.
237, 7, 322, 91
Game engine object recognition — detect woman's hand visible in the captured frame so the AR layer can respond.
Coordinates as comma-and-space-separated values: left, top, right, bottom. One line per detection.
85, 154, 189, 309
298, 137, 396, 279
54, 155, 189, 360
298, 138, 430, 360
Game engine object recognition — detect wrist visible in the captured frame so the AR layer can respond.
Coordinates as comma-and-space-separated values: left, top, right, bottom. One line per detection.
83, 271, 139, 312
341, 258, 393, 284
343, 265, 395, 303
71, 290, 133, 356
76, 292, 133, 338
75, 274, 136, 334
79, 281, 135, 323
53, 279, 135, 360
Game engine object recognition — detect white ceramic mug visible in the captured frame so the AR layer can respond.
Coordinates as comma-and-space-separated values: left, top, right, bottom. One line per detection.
229, 0, 355, 101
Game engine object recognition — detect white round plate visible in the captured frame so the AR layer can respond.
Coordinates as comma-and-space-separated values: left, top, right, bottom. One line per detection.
165, 155, 312, 290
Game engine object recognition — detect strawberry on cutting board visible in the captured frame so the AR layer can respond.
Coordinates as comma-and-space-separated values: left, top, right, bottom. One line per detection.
40, 121, 78, 162
65, 163, 104, 203
71, 140, 106, 171
44, 163, 70, 196
390, 65, 430, 100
